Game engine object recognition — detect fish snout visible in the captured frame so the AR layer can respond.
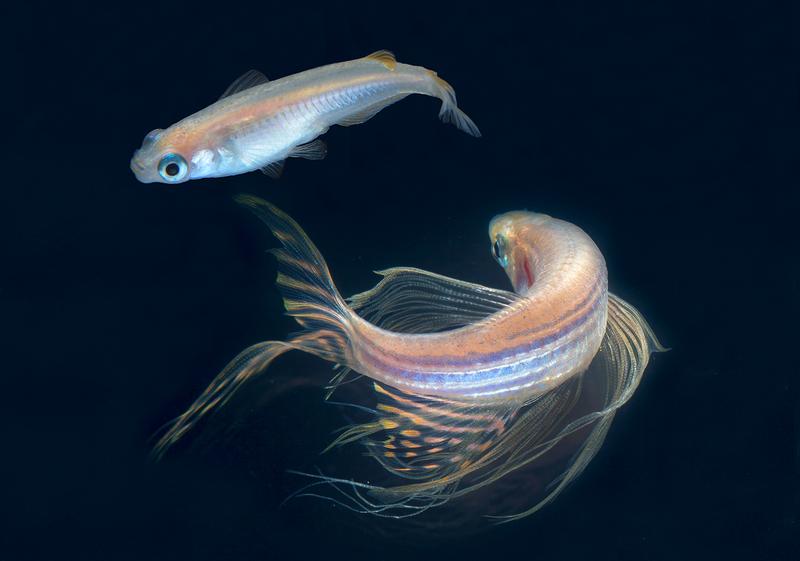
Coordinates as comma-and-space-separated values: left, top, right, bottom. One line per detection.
130, 151, 154, 183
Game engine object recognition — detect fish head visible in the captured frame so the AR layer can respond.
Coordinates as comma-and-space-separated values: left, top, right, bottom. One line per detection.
488, 210, 551, 294
131, 126, 220, 184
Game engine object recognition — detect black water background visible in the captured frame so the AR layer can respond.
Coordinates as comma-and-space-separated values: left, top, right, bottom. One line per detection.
5, 2, 798, 560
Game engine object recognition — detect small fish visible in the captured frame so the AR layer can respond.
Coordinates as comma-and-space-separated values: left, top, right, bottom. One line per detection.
131, 51, 480, 184
152, 197, 664, 522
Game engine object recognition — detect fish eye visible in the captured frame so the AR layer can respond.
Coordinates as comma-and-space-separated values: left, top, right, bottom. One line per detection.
492, 237, 508, 267
157, 153, 188, 183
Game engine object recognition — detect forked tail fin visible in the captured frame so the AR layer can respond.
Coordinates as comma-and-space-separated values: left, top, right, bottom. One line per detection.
430, 72, 481, 137
152, 196, 353, 459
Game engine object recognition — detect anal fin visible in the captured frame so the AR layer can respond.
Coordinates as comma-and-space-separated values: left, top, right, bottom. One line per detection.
330, 381, 513, 484
289, 139, 327, 160
324, 267, 521, 481
260, 160, 285, 178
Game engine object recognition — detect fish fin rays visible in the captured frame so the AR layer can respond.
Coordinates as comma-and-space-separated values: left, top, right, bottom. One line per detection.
151, 341, 293, 460
599, 293, 663, 404
347, 266, 520, 333
289, 139, 327, 160
365, 49, 397, 70
431, 74, 481, 137
487, 293, 662, 522
311, 290, 661, 521
328, 381, 514, 485
253, 140, 327, 178
260, 160, 285, 178
152, 197, 354, 459
219, 70, 270, 100
234, 195, 350, 362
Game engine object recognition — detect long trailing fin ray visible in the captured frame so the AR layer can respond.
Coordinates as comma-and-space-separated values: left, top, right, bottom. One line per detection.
153, 196, 355, 459
151, 341, 291, 460
485, 293, 663, 522
307, 291, 662, 522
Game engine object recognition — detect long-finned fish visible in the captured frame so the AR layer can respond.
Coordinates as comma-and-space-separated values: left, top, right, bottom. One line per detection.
153, 196, 663, 522
131, 51, 480, 184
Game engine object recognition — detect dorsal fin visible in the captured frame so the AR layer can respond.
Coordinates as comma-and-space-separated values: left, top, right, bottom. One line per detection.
219, 69, 270, 100
365, 50, 397, 70
347, 267, 519, 330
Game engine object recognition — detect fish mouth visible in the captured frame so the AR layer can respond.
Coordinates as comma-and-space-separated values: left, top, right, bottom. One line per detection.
130, 153, 151, 183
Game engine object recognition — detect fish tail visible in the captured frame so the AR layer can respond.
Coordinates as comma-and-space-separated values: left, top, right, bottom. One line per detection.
235, 194, 353, 363
152, 195, 354, 459
151, 340, 293, 460
430, 72, 481, 137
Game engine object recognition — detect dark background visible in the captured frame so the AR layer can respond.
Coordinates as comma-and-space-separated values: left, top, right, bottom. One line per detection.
6, 2, 798, 560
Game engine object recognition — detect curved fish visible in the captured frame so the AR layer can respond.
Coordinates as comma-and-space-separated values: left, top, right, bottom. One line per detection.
153, 197, 663, 522
131, 51, 480, 184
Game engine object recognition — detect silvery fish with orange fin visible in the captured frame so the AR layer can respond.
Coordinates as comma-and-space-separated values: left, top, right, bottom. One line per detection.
131, 51, 480, 184
152, 196, 664, 523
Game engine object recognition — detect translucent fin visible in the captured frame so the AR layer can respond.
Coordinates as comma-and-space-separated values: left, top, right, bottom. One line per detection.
337, 94, 410, 127
152, 341, 292, 460
484, 293, 663, 522
325, 265, 512, 400
365, 49, 397, 70
218, 69, 269, 100
327, 382, 514, 484
302, 292, 661, 521
234, 195, 351, 361
324, 364, 363, 400
153, 197, 353, 458
260, 160, 285, 178
430, 74, 481, 137
309, 267, 519, 494
289, 139, 327, 160
348, 267, 519, 332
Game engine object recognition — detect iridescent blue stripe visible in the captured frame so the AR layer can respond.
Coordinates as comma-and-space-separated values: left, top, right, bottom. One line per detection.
358, 280, 605, 370
358, 301, 605, 393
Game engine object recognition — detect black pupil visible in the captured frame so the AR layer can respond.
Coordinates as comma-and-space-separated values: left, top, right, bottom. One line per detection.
165, 162, 180, 177
493, 240, 502, 260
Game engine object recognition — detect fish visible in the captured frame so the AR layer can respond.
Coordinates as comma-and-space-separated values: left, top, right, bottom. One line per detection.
152, 196, 664, 522
131, 51, 480, 184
